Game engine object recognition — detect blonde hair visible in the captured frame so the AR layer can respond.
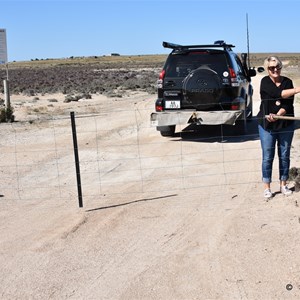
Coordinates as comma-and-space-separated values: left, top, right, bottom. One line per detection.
264, 56, 283, 70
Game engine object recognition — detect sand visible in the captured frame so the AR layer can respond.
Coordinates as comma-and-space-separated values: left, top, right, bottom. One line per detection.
1, 74, 300, 299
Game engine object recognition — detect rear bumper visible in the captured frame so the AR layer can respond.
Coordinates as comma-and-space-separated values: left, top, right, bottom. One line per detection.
150, 110, 243, 127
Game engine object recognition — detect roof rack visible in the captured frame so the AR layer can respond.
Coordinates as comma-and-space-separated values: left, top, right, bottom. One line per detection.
162, 40, 235, 51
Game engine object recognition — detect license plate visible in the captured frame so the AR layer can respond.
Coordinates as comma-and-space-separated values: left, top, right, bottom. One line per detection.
165, 100, 181, 109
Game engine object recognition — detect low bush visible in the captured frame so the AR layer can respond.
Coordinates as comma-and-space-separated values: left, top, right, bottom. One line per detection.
0, 107, 14, 123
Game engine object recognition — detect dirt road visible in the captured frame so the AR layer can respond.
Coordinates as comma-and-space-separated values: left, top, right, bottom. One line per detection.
1, 74, 300, 299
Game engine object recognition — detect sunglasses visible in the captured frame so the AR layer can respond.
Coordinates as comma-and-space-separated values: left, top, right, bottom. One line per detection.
268, 65, 282, 71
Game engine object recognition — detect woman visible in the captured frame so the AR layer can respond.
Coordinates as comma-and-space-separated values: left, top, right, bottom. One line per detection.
257, 56, 300, 198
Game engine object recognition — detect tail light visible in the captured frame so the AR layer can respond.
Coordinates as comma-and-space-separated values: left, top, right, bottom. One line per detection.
231, 104, 239, 110
229, 68, 236, 78
229, 68, 239, 86
156, 70, 165, 111
156, 105, 163, 112
157, 70, 165, 89
159, 69, 166, 80
155, 99, 163, 112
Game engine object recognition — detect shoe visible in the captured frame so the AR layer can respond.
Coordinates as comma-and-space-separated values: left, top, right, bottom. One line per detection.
264, 189, 273, 198
281, 185, 292, 196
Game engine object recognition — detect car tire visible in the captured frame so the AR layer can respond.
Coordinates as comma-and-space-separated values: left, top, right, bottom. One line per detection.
235, 119, 247, 135
158, 125, 176, 137
182, 66, 222, 110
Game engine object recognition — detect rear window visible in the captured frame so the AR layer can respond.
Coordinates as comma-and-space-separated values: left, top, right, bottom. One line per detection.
164, 51, 229, 77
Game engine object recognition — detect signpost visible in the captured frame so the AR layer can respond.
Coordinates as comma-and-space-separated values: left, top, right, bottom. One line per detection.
0, 29, 8, 65
0, 29, 10, 111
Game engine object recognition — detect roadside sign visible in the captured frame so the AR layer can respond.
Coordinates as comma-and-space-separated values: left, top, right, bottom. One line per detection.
0, 29, 8, 64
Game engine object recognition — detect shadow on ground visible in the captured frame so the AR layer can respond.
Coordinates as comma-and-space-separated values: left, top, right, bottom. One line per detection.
172, 119, 300, 144
85, 194, 178, 212
171, 117, 260, 143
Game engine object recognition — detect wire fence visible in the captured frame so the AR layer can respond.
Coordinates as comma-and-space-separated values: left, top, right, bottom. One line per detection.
1, 106, 300, 208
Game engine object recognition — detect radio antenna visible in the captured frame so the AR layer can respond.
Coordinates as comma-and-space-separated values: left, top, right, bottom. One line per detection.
246, 13, 251, 68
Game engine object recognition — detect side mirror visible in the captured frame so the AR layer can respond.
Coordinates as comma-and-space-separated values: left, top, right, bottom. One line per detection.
257, 67, 265, 73
248, 68, 256, 77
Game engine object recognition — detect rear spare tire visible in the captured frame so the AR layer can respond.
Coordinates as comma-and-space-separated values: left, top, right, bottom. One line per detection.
182, 66, 222, 110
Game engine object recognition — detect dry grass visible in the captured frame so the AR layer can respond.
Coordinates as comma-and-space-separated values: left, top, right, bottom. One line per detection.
2, 53, 300, 69
0, 54, 168, 69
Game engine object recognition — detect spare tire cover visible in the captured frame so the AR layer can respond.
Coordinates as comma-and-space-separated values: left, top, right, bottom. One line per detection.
182, 66, 222, 110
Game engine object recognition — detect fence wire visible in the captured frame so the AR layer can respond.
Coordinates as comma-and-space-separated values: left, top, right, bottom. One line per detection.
0, 106, 299, 207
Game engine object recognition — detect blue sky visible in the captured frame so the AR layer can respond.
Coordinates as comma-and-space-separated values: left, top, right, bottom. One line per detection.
1, 0, 300, 62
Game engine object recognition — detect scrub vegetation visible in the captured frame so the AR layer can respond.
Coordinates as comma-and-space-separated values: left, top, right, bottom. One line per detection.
0, 53, 299, 97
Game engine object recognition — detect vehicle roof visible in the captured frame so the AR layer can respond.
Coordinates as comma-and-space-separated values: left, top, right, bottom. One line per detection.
168, 49, 231, 56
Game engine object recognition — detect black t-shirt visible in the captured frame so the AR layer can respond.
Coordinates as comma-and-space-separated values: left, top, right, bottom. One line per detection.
257, 75, 294, 130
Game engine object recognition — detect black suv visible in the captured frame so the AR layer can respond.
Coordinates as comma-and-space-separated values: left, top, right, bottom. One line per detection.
151, 41, 256, 136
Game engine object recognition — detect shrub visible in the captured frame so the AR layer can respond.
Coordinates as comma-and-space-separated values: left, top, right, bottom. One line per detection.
0, 107, 14, 123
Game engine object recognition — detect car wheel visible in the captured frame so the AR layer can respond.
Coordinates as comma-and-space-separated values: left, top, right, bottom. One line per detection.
235, 119, 247, 135
158, 125, 176, 137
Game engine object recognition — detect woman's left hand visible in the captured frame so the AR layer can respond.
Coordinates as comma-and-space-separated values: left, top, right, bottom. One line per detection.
266, 113, 278, 122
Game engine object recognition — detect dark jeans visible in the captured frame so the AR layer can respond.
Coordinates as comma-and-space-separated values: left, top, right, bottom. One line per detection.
258, 124, 294, 183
